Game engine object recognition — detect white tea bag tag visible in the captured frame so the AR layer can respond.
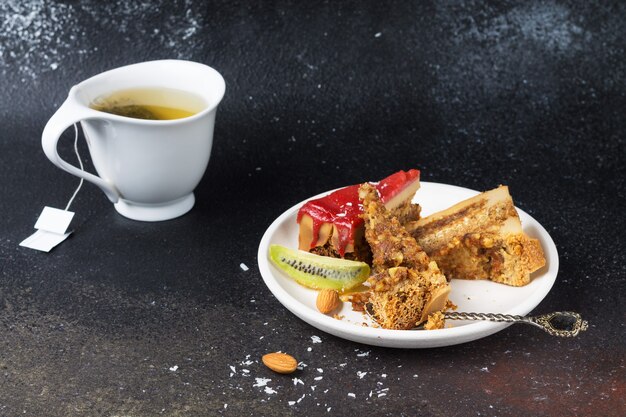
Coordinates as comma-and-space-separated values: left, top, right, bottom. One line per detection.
20, 229, 72, 252
20, 206, 75, 252
34, 206, 74, 234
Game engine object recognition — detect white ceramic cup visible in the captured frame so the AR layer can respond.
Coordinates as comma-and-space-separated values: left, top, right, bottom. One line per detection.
42, 60, 225, 221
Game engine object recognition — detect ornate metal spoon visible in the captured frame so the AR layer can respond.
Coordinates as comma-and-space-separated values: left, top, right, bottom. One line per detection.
365, 304, 588, 337
440, 311, 588, 337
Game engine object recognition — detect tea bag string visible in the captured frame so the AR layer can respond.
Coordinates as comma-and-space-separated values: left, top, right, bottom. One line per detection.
64, 123, 84, 211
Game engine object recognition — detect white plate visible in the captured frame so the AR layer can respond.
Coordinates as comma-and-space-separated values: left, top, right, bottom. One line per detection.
257, 182, 558, 348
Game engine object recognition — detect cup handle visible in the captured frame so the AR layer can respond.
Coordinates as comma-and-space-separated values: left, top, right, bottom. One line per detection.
42, 96, 120, 203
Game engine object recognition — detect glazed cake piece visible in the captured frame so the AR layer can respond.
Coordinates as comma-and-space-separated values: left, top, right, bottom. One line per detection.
358, 183, 450, 330
406, 186, 545, 287
297, 170, 421, 262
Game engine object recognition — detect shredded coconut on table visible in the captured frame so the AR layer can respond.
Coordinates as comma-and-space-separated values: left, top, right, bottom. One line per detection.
253, 377, 271, 388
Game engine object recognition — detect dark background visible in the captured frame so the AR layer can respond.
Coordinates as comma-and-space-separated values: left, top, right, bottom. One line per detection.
1, 1, 624, 416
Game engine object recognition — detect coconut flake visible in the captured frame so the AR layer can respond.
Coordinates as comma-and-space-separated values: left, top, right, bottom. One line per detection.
253, 377, 271, 388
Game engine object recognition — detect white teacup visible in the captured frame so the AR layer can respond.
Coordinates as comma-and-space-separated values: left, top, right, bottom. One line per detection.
42, 60, 225, 221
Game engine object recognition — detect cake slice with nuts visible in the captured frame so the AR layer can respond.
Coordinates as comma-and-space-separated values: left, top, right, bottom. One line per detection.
405, 185, 545, 286
297, 169, 422, 263
358, 183, 450, 330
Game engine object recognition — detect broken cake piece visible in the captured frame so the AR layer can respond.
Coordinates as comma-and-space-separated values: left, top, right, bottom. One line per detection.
358, 183, 450, 330
405, 185, 545, 287
297, 169, 422, 262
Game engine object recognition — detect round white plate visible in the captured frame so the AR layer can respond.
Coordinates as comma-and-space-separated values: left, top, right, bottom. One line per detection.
257, 182, 558, 348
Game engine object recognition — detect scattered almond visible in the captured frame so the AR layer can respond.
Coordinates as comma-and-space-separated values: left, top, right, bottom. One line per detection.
262, 352, 298, 374
316, 289, 341, 314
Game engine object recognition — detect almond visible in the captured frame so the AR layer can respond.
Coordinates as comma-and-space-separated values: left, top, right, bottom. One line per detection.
262, 352, 298, 374
316, 289, 340, 314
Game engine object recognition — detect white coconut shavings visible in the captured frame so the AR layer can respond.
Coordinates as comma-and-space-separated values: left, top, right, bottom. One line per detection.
169, 365, 178, 371
355, 350, 370, 357
253, 377, 271, 388
240, 263, 249, 271
226, 352, 395, 408
310, 335, 322, 344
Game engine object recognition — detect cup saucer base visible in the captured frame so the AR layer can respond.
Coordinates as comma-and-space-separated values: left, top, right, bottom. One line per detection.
114, 193, 195, 222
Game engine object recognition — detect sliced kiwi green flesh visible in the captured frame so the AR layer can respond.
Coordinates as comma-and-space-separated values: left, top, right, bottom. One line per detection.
269, 244, 370, 292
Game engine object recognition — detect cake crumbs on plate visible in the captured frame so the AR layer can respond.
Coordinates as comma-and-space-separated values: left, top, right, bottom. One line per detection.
424, 311, 446, 330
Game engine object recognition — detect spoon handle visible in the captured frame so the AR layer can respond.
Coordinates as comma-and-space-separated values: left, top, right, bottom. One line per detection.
443, 311, 588, 337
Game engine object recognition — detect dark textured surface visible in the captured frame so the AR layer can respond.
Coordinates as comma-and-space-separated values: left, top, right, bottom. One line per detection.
1, 1, 625, 416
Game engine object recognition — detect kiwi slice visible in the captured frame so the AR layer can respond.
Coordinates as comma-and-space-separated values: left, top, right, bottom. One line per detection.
269, 244, 370, 292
